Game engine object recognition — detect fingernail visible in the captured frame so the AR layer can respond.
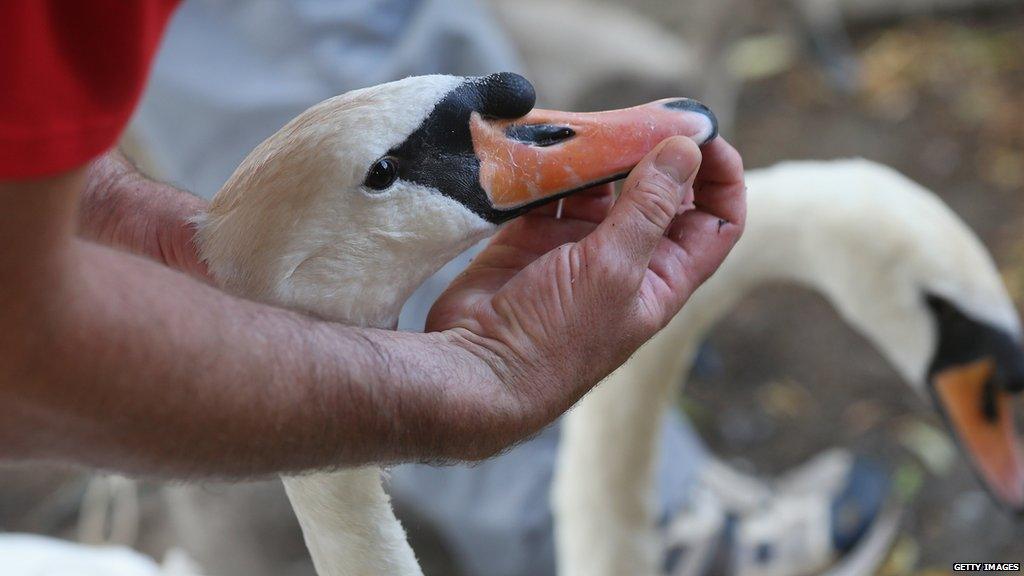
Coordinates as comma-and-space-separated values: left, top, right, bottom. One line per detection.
653, 139, 697, 185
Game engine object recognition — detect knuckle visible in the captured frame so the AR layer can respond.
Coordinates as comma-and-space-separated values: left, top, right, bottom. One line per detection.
629, 172, 680, 230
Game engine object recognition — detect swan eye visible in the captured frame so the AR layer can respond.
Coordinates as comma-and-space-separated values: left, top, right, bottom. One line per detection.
364, 157, 399, 191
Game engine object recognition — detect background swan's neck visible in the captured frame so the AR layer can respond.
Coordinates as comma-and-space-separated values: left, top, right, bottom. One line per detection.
555, 159, 1016, 576
553, 164, 842, 576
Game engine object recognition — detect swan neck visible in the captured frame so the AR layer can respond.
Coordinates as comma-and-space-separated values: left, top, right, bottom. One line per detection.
554, 163, 911, 576
283, 469, 423, 576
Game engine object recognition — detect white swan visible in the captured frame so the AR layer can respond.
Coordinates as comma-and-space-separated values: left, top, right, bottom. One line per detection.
553, 158, 1024, 576
194, 73, 717, 576
0, 533, 200, 576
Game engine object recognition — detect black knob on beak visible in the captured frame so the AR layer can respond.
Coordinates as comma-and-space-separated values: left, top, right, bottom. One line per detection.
475, 72, 536, 120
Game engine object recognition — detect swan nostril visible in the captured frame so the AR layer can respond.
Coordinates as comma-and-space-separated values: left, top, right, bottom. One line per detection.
664, 98, 719, 144
506, 124, 576, 147
983, 377, 1001, 422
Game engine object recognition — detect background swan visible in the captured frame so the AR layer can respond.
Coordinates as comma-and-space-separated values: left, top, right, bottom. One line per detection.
554, 158, 1024, 576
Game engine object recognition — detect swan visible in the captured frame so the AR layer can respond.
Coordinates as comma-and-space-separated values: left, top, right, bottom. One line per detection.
553, 158, 1024, 576
0, 533, 200, 576
193, 72, 717, 576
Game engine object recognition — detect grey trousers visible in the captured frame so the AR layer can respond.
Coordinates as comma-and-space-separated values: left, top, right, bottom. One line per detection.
390, 412, 707, 576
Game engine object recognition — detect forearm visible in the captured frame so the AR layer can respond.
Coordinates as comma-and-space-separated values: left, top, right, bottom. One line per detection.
1, 238, 515, 478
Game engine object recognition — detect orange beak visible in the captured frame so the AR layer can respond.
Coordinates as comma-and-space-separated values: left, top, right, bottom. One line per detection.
933, 357, 1024, 510
469, 98, 717, 215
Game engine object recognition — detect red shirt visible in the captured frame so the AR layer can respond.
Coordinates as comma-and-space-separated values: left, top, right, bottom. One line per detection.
0, 1, 179, 179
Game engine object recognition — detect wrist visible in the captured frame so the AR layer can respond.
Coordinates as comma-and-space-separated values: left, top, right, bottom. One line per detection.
433, 328, 553, 457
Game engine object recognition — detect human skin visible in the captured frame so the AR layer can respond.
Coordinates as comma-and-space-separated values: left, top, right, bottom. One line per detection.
0, 136, 744, 479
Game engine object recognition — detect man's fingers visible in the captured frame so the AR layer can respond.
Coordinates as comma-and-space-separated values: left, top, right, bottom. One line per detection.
667, 184, 745, 249
665, 137, 746, 270
660, 206, 743, 290
647, 138, 746, 309
579, 136, 702, 287
690, 137, 744, 187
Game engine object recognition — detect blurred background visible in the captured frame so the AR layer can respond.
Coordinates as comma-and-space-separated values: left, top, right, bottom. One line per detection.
3, 0, 1024, 573
643, 0, 1024, 570
600, 0, 1024, 571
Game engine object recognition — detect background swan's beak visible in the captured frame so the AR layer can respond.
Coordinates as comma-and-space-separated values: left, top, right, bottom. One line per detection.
932, 357, 1024, 511
470, 98, 717, 215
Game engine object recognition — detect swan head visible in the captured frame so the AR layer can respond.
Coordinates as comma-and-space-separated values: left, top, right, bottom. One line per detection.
834, 170, 1024, 513
746, 160, 1024, 511
196, 71, 716, 327
923, 292, 1024, 513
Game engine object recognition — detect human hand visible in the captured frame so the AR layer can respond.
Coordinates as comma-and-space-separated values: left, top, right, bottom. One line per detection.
427, 135, 745, 439
79, 151, 210, 280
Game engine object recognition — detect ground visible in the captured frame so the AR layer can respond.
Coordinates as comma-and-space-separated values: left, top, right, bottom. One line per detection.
672, 9, 1024, 571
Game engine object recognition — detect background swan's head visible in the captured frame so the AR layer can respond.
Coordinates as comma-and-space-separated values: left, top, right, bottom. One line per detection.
196, 72, 716, 327
737, 160, 1024, 511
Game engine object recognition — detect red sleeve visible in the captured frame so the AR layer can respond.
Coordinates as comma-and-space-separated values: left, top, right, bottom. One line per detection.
0, 1, 179, 179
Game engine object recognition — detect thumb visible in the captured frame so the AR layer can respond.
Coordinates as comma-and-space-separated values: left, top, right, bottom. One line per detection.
579, 136, 702, 287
